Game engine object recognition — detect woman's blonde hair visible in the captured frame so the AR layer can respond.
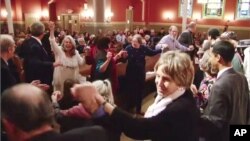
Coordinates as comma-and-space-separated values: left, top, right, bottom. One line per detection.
154, 51, 194, 88
61, 35, 76, 56
199, 50, 217, 76
92, 79, 114, 104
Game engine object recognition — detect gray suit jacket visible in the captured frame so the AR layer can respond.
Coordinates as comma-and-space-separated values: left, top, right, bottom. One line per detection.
200, 68, 250, 141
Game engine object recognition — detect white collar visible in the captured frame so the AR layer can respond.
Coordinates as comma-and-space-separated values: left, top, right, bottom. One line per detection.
217, 67, 232, 79
144, 87, 185, 118
31, 36, 42, 45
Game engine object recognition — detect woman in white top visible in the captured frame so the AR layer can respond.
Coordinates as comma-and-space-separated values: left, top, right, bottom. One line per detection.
49, 22, 86, 93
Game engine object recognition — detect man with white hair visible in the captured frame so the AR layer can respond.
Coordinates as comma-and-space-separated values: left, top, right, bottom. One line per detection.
0, 34, 50, 93
21, 21, 60, 86
0, 34, 16, 92
155, 25, 194, 52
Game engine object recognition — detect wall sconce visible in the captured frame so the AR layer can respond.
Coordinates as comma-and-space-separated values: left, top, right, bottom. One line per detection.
192, 12, 201, 22
81, 4, 94, 20
41, 9, 49, 18
34, 11, 42, 19
105, 10, 113, 23
1, 9, 8, 18
163, 11, 173, 20
224, 14, 234, 24
1, 9, 14, 18
57, 16, 60, 21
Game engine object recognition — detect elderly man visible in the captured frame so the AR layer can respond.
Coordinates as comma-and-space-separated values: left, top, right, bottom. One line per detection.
19, 21, 60, 85
1, 83, 108, 141
200, 40, 250, 141
155, 25, 194, 52
0, 35, 17, 93
0, 34, 49, 93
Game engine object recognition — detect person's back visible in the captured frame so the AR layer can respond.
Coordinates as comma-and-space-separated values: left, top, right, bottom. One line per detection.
207, 69, 249, 123
22, 22, 54, 85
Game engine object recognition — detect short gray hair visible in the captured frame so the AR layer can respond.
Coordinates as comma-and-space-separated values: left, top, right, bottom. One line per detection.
132, 34, 143, 44
0, 34, 15, 52
30, 21, 45, 37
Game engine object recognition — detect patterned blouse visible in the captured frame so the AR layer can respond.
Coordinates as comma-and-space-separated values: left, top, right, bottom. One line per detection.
195, 76, 216, 112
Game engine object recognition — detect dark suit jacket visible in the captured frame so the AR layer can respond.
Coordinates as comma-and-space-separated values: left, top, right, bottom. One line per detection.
178, 30, 196, 57
22, 37, 54, 85
29, 126, 109, 141
110, 89, 200, 141
200, 68, 250, 141
1, 58, 17, 93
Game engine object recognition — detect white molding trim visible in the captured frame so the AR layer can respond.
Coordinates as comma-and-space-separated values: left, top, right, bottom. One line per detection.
141, 0, 145, 21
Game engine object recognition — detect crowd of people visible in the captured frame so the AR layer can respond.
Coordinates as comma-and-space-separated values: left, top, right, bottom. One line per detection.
1, 20, 250, 141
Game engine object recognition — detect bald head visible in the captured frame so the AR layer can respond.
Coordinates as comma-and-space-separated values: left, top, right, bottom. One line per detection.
13, 83, 43, 97
1, 84, 56, 132
187, 22, 196, 32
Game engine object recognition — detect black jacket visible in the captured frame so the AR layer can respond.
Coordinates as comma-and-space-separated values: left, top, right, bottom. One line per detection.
200, 68, 250, 141
1, 58, 17, 93
110, 89, 200, 141
22, 37, 54, 85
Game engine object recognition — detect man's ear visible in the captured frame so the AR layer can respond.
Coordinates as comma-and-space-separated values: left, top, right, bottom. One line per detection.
217, 54, 224, 64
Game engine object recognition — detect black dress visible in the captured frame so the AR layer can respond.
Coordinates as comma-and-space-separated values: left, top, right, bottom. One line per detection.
124, 45, 161, 113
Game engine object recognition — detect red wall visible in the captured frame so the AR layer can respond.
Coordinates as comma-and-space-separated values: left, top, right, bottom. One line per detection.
55, 0, 86, 15
21, 0, 41, 14
130, 0, 249, 27
131, 0, 143, 22
1, 0, 249, 27
111, 0, 131, 21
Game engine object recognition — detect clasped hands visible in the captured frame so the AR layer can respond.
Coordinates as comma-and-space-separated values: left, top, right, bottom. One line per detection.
70, 82, 106, 114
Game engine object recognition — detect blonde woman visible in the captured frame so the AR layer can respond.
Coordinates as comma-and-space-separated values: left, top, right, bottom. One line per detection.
72, 51, 200, 141
49, 22, 86, 93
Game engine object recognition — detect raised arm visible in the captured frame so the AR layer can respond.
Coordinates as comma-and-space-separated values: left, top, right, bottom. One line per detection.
48, 22, 63, 57
97, 52, 112, 73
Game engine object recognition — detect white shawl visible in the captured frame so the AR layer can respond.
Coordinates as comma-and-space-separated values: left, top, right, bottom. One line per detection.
144, 88, 185, 118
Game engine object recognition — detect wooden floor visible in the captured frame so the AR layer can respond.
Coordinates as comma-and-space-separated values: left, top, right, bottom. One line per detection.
120, 92, 155, 141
